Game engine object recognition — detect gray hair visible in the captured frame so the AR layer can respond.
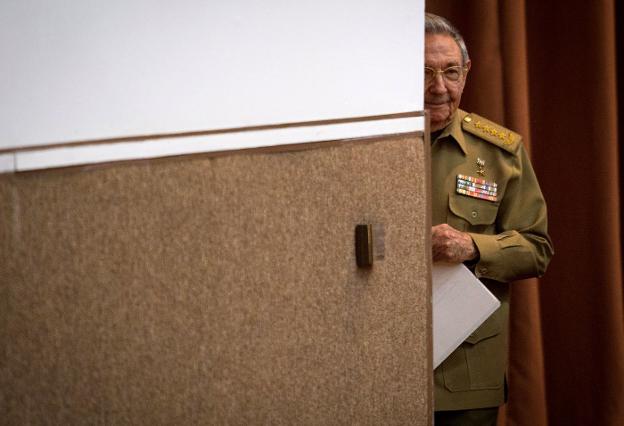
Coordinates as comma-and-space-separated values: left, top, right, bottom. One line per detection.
425, 13, 470, 65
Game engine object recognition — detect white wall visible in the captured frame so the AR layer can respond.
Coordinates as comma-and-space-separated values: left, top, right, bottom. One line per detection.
0, 0, 424, 169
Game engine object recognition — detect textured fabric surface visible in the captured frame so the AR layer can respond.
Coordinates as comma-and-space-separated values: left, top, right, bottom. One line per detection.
0, 135, 431, 425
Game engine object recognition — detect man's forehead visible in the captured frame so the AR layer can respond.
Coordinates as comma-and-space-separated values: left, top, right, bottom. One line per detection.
425, 34, 462, 63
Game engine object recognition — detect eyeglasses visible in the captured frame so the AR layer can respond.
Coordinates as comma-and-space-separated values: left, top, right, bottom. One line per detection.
424, 66, 467, 85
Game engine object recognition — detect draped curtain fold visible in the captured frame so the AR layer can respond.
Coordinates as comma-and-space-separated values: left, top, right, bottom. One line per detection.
426, 1, 624, 425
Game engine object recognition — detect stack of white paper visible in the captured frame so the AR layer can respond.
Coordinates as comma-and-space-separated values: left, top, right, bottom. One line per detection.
432, 263, 500, 369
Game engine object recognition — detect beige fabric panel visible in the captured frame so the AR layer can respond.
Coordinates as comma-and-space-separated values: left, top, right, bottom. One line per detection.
0, 134, 431, 425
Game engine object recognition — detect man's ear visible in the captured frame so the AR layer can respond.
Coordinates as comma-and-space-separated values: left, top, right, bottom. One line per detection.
464, 59, 472, 74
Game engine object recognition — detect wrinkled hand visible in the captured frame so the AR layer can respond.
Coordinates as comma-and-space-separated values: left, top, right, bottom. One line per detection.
431, 224, 478, 263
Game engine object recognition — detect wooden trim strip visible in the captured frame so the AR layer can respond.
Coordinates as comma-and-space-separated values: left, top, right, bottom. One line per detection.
5, 112, 425, 173
0, 111, 425, 155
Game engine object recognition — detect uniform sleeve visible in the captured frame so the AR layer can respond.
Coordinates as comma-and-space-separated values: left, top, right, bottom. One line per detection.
468, 145, 554, 282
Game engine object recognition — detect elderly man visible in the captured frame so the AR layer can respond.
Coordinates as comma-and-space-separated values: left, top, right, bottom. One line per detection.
425, 13, 554, 425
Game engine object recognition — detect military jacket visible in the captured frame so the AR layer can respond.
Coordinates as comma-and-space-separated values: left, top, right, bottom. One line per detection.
432, 109, 554, 411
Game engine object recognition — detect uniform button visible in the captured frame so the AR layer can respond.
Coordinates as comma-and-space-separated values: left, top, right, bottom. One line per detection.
471, 210, 478, 218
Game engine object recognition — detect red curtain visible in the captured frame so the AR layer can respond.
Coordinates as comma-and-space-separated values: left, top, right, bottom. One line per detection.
426, 1, 624, 424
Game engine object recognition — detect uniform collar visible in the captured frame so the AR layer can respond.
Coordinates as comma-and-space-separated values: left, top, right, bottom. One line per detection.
431, 109, 468, 155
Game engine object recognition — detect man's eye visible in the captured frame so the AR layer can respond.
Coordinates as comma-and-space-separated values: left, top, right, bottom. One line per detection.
444, 68, 460, 81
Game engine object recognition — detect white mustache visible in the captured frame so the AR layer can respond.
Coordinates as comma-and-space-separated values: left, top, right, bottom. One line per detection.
426, 97, 450, 104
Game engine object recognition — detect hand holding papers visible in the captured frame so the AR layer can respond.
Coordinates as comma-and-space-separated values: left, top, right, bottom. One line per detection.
432, 263, 500, 369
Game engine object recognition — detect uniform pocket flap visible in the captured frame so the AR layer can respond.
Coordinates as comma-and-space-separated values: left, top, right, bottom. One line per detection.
449, 196, 499, 226
465, 313, 502, 344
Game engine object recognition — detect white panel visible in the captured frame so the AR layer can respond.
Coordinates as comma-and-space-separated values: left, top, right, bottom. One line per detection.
15, 116, 424, 172
1, 0, 424, 150
0, 154, 16, 173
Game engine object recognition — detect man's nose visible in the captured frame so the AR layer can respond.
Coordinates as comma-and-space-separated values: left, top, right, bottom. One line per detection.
429, 74, 448, 93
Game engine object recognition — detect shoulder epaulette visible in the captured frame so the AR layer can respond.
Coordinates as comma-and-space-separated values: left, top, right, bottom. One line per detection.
461, 113, 521, 153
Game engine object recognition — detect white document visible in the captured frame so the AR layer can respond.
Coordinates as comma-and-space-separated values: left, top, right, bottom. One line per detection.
432, 263, 500, 369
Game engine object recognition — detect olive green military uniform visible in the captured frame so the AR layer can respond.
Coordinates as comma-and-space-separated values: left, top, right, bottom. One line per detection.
432, 109, 554, 411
